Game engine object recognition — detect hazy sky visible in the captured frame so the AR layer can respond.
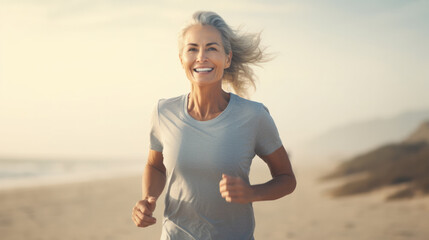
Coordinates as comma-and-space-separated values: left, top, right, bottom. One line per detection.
1, 0, 428, 160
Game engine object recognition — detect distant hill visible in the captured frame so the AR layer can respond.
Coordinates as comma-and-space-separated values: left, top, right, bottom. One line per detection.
322, 121, 429, 200
306, 109, 429, 160
405, 121, 429, 144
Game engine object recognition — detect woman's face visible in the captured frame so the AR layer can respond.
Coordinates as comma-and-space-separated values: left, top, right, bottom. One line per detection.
179, 24, 232, 87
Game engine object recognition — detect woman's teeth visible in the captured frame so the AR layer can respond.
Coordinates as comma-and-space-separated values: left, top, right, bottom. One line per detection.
194, 68, 213, 73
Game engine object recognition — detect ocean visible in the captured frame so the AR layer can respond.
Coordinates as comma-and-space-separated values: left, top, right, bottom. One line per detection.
0, 158, 144, 190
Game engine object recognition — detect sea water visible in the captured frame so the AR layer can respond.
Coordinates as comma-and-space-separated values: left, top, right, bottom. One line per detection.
0, 158, 144, 190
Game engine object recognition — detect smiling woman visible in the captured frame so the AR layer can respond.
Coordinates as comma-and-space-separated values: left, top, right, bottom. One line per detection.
178, 11, 267, 98
131, 11, 296, 240
179, 24, 232, 91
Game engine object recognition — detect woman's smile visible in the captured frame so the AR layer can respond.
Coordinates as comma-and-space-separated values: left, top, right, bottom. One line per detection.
193, 67, 214, 73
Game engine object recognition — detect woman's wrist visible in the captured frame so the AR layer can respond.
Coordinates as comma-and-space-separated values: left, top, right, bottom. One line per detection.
249, 184, 262, 202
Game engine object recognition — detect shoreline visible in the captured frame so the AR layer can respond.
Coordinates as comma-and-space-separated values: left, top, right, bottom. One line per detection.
0, 160, 143, 191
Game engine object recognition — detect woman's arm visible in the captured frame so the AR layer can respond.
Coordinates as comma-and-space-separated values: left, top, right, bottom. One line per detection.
251, 145, 296, 201
132, 149, 166, 227
142, 150, 166, 199
219, 146, 296, 203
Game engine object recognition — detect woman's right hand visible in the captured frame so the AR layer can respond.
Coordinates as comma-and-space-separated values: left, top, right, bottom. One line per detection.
132, 197, 157, 227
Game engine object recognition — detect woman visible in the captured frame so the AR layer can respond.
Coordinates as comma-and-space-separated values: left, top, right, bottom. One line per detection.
132, 11, 296, 239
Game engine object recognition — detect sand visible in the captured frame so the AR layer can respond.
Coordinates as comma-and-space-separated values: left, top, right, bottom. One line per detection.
1, 162, 428, 240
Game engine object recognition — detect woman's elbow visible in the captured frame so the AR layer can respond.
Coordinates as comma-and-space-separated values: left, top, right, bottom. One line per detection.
283, 174, 296, 196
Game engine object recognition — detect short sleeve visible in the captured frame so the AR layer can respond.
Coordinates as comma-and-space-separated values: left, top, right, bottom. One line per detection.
149, 101, 163, 152
255, 104, 282, 156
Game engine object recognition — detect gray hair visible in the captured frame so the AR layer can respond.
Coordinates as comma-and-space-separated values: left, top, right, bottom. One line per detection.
178, 11, 269, 98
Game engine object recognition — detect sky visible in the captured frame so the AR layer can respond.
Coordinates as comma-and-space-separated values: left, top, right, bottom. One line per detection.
1, 0, 428, 160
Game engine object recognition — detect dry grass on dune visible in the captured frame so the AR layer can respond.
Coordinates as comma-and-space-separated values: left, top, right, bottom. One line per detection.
322, 141, 429, 200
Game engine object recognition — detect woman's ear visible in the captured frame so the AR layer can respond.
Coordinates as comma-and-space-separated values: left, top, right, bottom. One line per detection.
225, 51, 232, 68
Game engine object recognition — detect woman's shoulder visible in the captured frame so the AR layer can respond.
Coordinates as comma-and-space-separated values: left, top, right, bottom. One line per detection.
156, 94, 187, 111
232, 93, 269, 114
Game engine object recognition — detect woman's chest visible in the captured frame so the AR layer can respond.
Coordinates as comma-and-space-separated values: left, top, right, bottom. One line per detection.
161, 120, 258, 177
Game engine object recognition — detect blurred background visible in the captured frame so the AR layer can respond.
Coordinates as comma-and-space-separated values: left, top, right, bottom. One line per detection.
1, 0, 428, 239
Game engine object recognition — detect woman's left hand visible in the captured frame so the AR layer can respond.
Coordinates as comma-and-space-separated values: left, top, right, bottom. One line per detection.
219, 174, 254, 204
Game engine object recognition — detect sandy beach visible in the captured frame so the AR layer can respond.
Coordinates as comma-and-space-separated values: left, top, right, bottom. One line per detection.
1, 162, 428, 240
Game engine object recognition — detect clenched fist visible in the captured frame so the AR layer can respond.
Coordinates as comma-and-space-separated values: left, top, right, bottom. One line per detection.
132, 197, 157, 227
219, 174, 254, 204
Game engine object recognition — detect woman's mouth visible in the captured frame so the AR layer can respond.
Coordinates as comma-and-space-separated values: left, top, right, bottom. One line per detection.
193, 68, 214, 73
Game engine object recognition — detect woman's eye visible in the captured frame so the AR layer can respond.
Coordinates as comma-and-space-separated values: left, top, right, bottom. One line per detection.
208, 47, 217, 51
188, 48, 197, 52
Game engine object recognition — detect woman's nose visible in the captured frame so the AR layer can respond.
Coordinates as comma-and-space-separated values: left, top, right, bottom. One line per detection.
196, 50, 207, 62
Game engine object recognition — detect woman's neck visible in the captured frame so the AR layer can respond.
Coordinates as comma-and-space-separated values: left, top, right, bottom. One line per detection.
188, 84, 230, 121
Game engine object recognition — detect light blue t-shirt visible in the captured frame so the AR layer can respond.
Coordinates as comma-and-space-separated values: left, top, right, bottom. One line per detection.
150, 93, 282, 240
